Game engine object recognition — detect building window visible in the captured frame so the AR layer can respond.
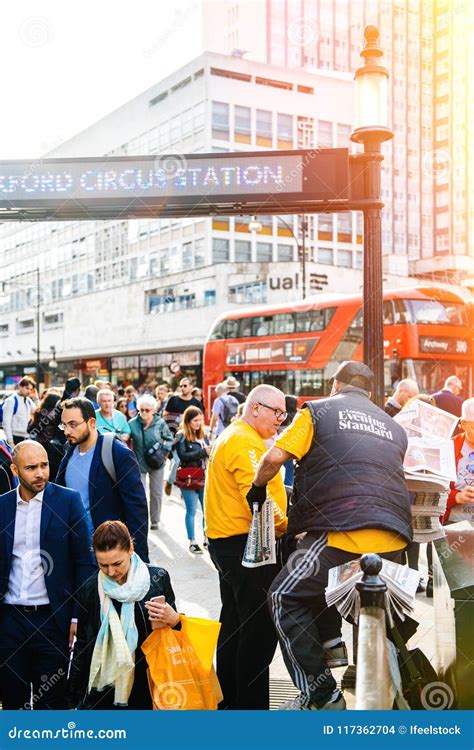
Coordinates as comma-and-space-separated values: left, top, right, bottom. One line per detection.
0, 323, 9, 336
355, 252, 363, 269
319, 214, 333, 238
318, 248, 334, 265
212, 238, 230, 263
194, 238, 205, 267
337, 212, 352, 240
182, 242, 193, 270
337, 123, 352, 147
212, 101, 229, 140
235, 240, 252, 262
43, 312, 63, 329
229, 281, 267, 304
234, 105, 251, 144
277, 244, 293, 261
256, 242, 272, 262
338, 250, 353, 267
177, 294, 196, 310
318, 120, 333, 148
277, 113, 293, 148
256, 109, 272, 147
297, 116, 314, 148
17, 318, 34, 333
204, 290, 216, 306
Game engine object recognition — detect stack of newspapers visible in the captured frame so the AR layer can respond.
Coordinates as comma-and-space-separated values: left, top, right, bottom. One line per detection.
325, 559, 420, 627
394, 401, 458, 543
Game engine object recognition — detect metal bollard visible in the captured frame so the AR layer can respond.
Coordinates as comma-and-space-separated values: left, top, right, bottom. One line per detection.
354, 554, 392, 710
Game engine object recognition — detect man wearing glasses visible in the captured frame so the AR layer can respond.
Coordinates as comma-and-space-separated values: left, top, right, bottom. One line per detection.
205, 384, 288, 710
55, 397, 149, 562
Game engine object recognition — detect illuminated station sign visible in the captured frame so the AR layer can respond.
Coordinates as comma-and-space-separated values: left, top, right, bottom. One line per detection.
0, 149, 350, 220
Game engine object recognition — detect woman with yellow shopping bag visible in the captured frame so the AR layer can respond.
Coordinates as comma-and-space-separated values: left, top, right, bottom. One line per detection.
142, 607, 222, 710
68, 520, 180, 709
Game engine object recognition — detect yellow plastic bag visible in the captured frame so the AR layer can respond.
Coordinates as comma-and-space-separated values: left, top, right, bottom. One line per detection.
142, 616, 221, 710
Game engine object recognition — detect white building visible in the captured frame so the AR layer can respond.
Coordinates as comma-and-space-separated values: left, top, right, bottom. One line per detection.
0, 52, 413, 389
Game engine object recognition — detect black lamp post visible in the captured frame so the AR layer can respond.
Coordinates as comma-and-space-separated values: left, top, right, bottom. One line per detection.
351, 26, 393, 407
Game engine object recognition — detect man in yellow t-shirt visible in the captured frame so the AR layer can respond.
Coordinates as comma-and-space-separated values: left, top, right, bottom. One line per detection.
251, 361, 412, 711
205, 384, 288, 710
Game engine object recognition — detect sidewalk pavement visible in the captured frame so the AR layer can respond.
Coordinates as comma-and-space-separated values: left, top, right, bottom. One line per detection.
149, 487, 436, 706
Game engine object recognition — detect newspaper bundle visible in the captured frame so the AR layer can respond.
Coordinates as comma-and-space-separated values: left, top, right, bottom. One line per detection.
325, 558, 420, 627
242, 500, 276, 568
394, 400, 457, 542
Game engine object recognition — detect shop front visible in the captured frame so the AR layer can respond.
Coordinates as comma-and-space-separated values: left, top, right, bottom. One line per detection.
111, 350, 202, 390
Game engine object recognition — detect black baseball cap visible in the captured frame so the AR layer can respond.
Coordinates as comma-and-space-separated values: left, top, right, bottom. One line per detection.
333, 361, 374, 391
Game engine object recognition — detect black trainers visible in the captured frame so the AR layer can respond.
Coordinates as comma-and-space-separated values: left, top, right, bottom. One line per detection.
324, 642, 348, 668
189, 543, 203, 554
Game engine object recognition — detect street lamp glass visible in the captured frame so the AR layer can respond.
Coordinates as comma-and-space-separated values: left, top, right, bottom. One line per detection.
354, 70, 389, 131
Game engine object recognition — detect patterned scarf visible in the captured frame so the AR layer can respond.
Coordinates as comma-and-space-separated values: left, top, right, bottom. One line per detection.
88, 553, 150, 706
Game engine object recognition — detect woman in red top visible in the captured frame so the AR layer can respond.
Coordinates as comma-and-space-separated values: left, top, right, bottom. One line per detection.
443, 397, 474, 525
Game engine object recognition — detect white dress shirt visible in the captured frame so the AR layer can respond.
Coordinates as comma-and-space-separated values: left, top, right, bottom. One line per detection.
4, 488, 50, 606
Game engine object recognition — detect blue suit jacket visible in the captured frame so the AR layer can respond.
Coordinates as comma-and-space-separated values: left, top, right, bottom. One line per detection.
0, 482, 96, 636
433, 389, 463, 419
56, 433, 149, 563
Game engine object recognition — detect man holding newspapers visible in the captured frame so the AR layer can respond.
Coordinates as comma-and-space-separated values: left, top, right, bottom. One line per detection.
251, 361, 412, 711
205, 385, 288, 710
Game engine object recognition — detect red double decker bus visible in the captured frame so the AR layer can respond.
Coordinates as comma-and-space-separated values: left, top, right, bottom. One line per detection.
203, 287, 472, 414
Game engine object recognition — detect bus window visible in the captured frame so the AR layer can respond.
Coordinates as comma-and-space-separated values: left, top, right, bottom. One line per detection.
208, 319, 227, 340
394, 299, 466, 325
402, 359, 469, 393
226, 319, 240, 339
251, 315, 273, 336
295, 307, 336, 332
383, 300, 394, 325
274, 313, 295, 334
237, 318, 253, 337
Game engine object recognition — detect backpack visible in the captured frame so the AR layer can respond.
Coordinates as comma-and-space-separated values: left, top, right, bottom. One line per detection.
101, 433, 117, 484
0, 394, 19, 426
221, 394, 239, 427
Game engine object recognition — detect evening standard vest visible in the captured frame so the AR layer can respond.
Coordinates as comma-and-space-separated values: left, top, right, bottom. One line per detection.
288, 386, 412, 542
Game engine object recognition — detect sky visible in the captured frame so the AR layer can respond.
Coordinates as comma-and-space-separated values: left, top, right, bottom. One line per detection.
0, 1, 201, 158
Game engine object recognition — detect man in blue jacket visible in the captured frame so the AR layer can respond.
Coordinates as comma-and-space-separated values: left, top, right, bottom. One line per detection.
56, 397, 149, 563
0, 440, 95, 709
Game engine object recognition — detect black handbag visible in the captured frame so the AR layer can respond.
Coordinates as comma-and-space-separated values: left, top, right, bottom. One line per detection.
141, 423, 167, 470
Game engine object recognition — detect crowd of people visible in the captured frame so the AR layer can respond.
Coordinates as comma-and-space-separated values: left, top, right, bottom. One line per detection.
0, 366, 471, 711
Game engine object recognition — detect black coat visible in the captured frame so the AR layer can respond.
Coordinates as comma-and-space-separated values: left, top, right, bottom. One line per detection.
175, 433, 207, 467
68, 566, 177, 709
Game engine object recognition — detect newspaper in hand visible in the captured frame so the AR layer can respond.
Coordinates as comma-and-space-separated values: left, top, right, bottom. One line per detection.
325, 558, 420, 628
403, 438, 456, 481
242, 500, 276, 568
394, 400, 459, 441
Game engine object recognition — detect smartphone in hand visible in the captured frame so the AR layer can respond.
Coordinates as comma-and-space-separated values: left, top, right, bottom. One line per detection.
150, 595, 167, 629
